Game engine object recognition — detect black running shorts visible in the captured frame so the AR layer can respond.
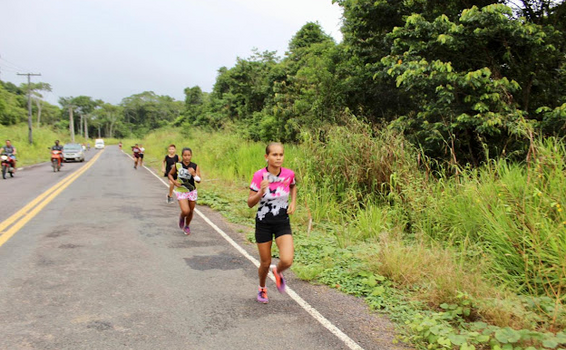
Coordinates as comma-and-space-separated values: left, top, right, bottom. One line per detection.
255, 218, 292, 244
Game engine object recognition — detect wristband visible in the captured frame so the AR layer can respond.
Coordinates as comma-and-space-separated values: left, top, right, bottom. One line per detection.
194, 175, 201, 182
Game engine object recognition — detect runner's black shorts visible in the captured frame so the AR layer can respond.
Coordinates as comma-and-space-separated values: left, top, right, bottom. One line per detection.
140, 154, 144, 159
255, 217, 292, 243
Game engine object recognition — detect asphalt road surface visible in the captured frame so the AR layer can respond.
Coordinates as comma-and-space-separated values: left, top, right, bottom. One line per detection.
0, 146, 407, 350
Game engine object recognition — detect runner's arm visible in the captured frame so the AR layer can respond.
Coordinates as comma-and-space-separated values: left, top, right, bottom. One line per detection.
189, 165, 201, 183
247, 179, 268, 208
194, 165, 201, 183
287, 184, 297, 215
168, 166, 180, 187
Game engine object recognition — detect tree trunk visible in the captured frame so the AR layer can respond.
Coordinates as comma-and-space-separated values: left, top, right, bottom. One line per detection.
35, 99, 42, 128
84, 116, 89, 140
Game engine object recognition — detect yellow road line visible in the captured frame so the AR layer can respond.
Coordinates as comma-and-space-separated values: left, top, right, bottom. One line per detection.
0, 150, 104, 248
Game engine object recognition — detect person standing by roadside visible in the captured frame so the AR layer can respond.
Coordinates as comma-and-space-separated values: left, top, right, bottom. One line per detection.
161, 144, 179, 204
168, 147, 201, 235
248, 142, 297, 303
0, 140, 17, 173
131, 143, 141, 169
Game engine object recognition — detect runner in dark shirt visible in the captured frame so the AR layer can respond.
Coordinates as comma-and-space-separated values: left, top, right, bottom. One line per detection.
168, 147, 201, 235
161, 144, 179, 204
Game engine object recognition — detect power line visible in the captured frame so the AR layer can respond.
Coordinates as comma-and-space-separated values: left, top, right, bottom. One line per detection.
0, 63, 19, 79
0, 55, 29, 72
0, 54, 33, 80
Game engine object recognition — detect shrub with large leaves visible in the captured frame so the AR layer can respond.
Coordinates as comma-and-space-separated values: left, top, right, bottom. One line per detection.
382, 4, 563, 164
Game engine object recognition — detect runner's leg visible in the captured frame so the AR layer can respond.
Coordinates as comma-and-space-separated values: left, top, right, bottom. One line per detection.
178, 198, 190, 227
168, 180, 174, 197
275, 234, 294, 274
185, 200, 196, 226
257, 241, 273, 288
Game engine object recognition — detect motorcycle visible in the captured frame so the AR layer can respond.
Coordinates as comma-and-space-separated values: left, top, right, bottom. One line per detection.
50, 149, 63, 172
1, 153, 15, 179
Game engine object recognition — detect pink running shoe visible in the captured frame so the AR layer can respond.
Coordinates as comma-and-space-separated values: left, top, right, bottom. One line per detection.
184, 226, 191, 235
257, 287, 268, 304
272, 267, 286, 293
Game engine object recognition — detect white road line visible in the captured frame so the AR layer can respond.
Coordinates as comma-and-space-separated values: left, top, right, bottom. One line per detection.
125, 151, 364, 350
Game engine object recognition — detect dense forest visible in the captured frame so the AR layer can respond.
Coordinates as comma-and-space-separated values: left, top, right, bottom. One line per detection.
2, 0, 565, 167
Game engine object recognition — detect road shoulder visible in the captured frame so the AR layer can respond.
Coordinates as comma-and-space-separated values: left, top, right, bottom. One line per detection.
195, 204, 410, 350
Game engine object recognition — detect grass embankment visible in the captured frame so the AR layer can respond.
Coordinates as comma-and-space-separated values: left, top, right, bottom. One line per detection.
0, 124, 117, 166
137, 124, 565, 350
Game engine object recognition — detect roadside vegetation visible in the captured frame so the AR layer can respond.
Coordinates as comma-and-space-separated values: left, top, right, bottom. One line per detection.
135, 125, 565, 350
2, 1, 565, 349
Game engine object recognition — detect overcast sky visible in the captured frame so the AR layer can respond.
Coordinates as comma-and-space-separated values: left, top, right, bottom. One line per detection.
0, 0, 343, 106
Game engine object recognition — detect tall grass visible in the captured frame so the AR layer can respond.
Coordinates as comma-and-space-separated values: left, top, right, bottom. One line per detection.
112, 124, 566, 331
401, 142, 566, 310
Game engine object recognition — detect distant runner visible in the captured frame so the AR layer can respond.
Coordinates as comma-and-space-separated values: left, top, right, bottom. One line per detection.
139, 144, 145, 167
248, 142, 297, 304
132, 144, 141, 169
161, 144, 179, 204
168, 147, 201, 235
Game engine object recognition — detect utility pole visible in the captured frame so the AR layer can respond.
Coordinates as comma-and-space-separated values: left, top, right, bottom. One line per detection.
17, 72, 41, 144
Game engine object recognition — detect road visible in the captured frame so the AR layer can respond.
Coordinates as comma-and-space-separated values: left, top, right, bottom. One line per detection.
0, 146, 405, 350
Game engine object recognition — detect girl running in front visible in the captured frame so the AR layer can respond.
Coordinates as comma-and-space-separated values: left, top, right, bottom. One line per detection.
168, 147, 201, 235
161, 144, 179, 204
248, 142, 297, 303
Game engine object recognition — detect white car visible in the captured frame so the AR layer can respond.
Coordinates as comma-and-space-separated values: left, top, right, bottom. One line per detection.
95, 139, 105, 149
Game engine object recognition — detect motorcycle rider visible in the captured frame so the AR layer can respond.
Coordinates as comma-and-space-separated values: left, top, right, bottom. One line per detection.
0, 139, 17, 173
51, 140, 64, 167
51, 140, 64, 151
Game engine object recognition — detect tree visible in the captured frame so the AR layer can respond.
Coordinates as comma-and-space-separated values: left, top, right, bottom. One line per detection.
507, 0, 564, 23
182, 86, 205, 124
0, 83, 27, 125
120, 91, 183, 134
381, 4, 565, 164
59, 96, 102, 140
333, 0, 502, 124
210, 49, 280, 124
91, 103, 123, 138
19, 82, 52, 128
